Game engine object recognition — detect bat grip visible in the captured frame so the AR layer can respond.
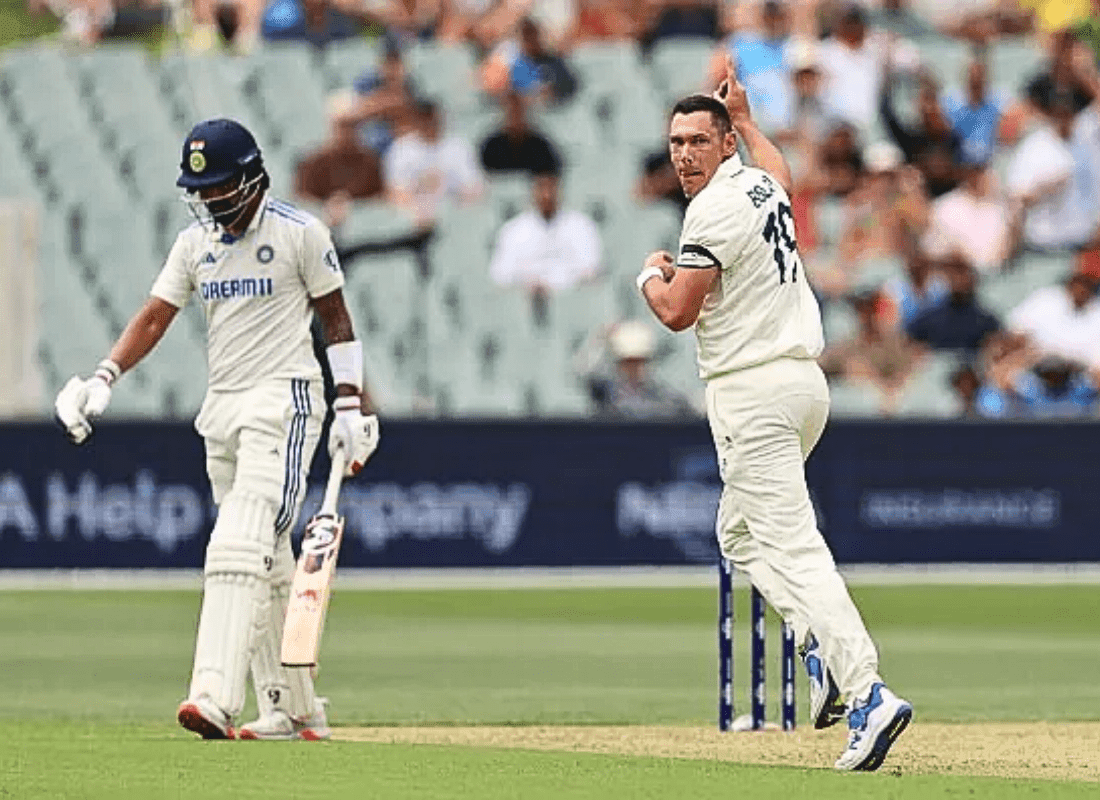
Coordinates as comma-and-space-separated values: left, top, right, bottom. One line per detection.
320, 448, 346, 517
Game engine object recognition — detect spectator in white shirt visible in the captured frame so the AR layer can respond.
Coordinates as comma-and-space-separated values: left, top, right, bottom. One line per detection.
1006, 99, 1100, 253
1006, 45, 1100, 252
384, 99, 484, 225
489, 168, 602, 295
816, 3, 891, 132
922, 157, 1020, 275
1007, 271, 1100, 369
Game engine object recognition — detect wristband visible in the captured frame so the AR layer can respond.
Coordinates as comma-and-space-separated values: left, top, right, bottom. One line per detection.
636, 266, 664, 293
326, 341, 363, 392
333, 395, 360, 413
94, 359, 121, 386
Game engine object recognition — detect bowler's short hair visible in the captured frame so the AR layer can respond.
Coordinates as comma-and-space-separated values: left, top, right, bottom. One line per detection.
670, 95, 732, 136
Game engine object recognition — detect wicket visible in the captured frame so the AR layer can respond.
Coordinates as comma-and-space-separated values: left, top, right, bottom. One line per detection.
718, 558, 797, 731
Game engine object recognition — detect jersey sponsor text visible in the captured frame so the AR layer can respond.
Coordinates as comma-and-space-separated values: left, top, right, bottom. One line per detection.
200, 277, 275, 301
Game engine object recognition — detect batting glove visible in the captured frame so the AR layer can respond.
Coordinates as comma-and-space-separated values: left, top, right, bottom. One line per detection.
329, 396, 380, 476
54, 360, 119, 445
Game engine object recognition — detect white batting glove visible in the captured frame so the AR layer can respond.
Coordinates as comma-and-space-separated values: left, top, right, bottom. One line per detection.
54, 360, 119, 445
328, 396, 380, 476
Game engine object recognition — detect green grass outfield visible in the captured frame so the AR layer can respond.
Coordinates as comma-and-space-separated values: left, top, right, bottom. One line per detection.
2, 584, 1098, 798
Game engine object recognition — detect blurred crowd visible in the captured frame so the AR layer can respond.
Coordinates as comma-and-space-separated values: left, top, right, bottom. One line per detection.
21, 0, 1100, 420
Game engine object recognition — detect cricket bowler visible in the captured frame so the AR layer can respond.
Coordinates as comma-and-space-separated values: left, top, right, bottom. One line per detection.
54, 118, 379, 740
637, 58, 912, 770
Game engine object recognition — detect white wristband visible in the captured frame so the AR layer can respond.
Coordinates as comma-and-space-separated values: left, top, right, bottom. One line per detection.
326, 341, 363, 392
94, 359, 121, 386
636, 266, 664, 293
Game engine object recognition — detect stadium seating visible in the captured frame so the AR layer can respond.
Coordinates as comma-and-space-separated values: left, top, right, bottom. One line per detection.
649, 39, 715, 107
895, 351, 960, 418
0, 121, 37, 199
828, 379, 883, 417
0, 34, 1072, 421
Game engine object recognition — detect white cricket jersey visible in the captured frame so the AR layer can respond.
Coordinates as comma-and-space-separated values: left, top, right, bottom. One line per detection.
151, 195, 344, 391
677, 154, 824, 380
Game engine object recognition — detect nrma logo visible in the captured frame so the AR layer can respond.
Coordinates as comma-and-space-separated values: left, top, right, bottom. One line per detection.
201, 277, 274, 301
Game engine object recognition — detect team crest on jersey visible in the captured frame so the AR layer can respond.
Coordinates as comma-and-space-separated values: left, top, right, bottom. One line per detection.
256, 244, 274, 263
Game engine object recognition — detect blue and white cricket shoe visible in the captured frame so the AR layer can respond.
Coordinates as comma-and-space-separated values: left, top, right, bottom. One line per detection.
802, 634, 845, 729
834, 682, 912, 771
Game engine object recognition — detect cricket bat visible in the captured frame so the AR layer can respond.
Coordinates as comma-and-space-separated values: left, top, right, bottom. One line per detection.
281, 449, 346, 668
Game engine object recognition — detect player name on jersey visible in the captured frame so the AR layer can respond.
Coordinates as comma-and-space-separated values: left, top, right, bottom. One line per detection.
199, 277, 275, 301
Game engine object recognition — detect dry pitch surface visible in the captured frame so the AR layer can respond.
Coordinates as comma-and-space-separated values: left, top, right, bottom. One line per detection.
340, 723, 1100, 782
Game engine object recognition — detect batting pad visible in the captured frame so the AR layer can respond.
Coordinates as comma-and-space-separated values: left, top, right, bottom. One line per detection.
189, 491, 276, 719
250, 534, 316, 720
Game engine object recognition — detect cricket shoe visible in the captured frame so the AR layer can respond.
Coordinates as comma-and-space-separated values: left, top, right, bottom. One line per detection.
834, 683, 912, 772
177, 696, 235, 740
801, 634, 845, 729
239, 697, 331, 741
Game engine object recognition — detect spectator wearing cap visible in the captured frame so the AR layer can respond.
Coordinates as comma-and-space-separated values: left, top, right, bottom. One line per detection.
294, 90, 386, 230
907, 253, 1001, 352
922, 157, 1020, 275
819, 285, 925, 415
384, 99, 485, 225
489, 167, 602, 295
1007, 271, 1100, 369
479, 91, 563, 176
575, 320, 699, 419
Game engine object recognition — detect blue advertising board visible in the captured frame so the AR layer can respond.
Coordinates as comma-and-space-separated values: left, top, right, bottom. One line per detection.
1, 421, 1098, 567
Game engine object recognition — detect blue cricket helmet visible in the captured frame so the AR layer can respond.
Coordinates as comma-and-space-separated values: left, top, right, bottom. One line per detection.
177, 118, 263, 190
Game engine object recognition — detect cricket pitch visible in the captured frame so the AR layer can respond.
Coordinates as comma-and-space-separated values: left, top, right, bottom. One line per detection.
339, 722, 1100, 782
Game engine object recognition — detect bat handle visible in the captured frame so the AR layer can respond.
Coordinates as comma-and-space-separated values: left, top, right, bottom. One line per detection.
319, 448, 346, 517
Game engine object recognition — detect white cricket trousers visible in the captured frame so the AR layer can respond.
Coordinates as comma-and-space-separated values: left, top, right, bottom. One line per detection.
188, 377, 324, 719
705, 357, 881, 704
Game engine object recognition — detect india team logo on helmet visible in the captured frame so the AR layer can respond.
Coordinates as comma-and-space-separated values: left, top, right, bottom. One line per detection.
188, 141, 207, 174
177, 119, 269, 231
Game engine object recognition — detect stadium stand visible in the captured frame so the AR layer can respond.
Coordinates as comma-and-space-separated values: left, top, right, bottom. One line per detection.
1, 7, 1096, 421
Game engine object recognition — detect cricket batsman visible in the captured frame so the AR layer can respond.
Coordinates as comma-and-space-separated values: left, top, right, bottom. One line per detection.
54, 118, 379, 740
636, 58, 912, 770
